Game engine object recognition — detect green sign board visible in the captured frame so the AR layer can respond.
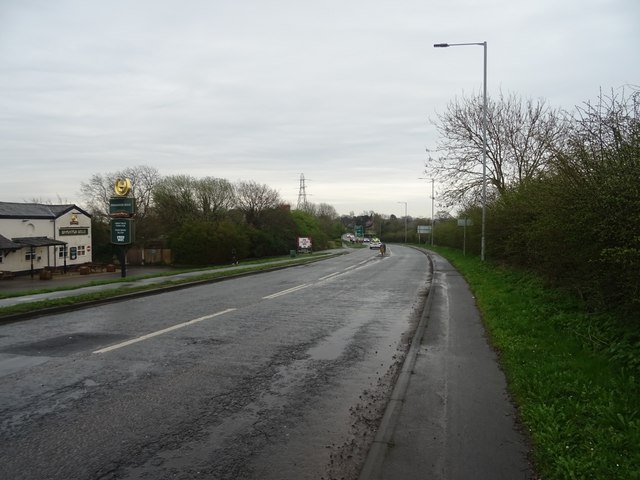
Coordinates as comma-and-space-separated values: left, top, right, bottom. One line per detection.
111, 218, 135, 245
355, 225, 364, 237
109, 197, 136, 216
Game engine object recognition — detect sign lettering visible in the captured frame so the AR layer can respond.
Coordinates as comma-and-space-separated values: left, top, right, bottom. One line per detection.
59, 227, 89, 236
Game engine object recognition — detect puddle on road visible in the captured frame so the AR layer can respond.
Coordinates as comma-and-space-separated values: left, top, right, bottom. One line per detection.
0, 332, 129, 357
306, 322, 362, 361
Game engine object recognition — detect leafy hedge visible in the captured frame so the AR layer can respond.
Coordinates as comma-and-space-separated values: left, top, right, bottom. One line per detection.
437, 91, 640, 316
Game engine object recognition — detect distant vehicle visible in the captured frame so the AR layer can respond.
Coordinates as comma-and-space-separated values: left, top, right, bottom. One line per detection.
363, 238, 370, 243
343, 233, 354, 242
370, 241, 382, 249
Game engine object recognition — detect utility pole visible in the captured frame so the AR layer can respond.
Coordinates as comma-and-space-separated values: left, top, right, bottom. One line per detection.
397, 201, 408, 243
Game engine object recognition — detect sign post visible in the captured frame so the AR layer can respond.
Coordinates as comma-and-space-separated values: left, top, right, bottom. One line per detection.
109, 178, 135, 277
417, 225, 432, 245
457, 218, 473, 256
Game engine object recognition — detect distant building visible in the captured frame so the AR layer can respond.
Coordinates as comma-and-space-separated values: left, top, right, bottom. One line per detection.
0, 202, 92, 275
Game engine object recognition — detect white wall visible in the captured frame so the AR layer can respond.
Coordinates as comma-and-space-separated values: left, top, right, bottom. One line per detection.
0, 210, 92, 273
54, 210, 93, 268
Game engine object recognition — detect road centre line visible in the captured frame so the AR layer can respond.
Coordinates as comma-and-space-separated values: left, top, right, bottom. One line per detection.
262, 283, 311, 299
263, 255, 382, 300
318, 272, 341, 281
93, 308, 237, 354
344, 258, 371, 271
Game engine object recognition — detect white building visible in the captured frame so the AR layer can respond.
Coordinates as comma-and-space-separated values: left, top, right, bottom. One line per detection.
0, 202, 92, 275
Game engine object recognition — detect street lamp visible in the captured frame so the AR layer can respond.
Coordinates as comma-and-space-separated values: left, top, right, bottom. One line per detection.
418, 178, 435, 246
397, 201, 408, 243
434, 41, 487, 261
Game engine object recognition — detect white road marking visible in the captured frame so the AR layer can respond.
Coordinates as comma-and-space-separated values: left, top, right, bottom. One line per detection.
262, 283, 311, 299
93, 308, 237, 354
318, 272, 341, 281
93, 253, 387, 353
265, 255, 381, 297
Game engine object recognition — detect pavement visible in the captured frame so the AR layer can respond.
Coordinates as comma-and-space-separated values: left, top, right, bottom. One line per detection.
0, 250, 535, 479
0, 259, 313, 310
0, 265, 216, 310
359, 250, 534, 479
0, 265, 171, 292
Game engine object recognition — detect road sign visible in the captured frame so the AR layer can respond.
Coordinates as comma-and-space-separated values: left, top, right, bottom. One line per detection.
111, 218, 135, 245
417, 225, 432, 233
355, 225, 364, 237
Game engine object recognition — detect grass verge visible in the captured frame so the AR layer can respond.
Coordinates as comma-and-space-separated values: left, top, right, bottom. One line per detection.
427, 246, 640, 480
0, 253, 336, 318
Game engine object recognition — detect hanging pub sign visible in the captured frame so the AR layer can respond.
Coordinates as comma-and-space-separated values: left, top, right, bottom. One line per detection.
110, 177, 136, 245
109, 197, 136, 217
111, 218, 134, 245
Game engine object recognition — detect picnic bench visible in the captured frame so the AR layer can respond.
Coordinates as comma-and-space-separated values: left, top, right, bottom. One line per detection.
0, 271, 15, 280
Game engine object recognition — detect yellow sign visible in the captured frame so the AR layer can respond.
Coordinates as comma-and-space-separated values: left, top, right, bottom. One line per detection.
114, 178, 132, 197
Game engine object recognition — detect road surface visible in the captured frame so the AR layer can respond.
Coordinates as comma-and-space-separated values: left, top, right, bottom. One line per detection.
0, 246, 430, 479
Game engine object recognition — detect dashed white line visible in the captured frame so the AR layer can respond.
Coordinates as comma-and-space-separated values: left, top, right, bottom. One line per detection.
93, 308, 237, 354
318, 272, 341, 281
262, 283, 311, 299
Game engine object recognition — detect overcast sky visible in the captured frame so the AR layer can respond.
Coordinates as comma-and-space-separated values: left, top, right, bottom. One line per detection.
1, 0, 638, 218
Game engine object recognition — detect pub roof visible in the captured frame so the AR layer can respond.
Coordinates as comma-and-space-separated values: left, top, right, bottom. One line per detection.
0, 234, 23, 249
12, 236, 68, 247
0, 202, 91, 219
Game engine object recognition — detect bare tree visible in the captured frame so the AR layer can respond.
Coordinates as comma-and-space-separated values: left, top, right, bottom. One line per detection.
426, 90, 566, 205
315, 203, 339, 220
128, 165, 162, 222
79, 173, 113, 219
298, 202, 338, 219
196, 177, 236, 219
556, 86, 639, 174
79, 165, 161, 221
234, 180, 282, 226
153, 175, 237, 229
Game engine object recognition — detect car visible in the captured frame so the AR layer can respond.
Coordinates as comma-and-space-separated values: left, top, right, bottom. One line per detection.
370, 241, 382, 249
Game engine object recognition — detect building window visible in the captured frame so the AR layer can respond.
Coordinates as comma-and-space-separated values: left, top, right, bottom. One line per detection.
25, 250, 36, 261
0, 251, 3, 263
78, 246, 86, 256
58, 246, 67, 258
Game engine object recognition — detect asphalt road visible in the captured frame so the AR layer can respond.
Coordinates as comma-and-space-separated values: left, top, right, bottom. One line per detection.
0, 245, 430, 480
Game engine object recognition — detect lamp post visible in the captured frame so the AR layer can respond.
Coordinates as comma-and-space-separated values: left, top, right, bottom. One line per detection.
419, 177, 435, 246
434, 41, 487, 261
397, 201, 408, 243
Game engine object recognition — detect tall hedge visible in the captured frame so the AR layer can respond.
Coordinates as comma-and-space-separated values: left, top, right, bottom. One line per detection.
485, 91, 640, 314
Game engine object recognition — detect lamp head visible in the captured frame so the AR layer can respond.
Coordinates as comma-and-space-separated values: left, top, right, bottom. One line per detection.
433, 43, 449, 48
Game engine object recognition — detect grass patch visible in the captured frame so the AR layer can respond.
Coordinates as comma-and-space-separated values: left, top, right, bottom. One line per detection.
427, 246, 640, 480
0, 252, 335, 318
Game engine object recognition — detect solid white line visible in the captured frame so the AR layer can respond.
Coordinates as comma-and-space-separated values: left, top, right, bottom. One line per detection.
93, 308, 237, 354
262, 283, 311, 299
